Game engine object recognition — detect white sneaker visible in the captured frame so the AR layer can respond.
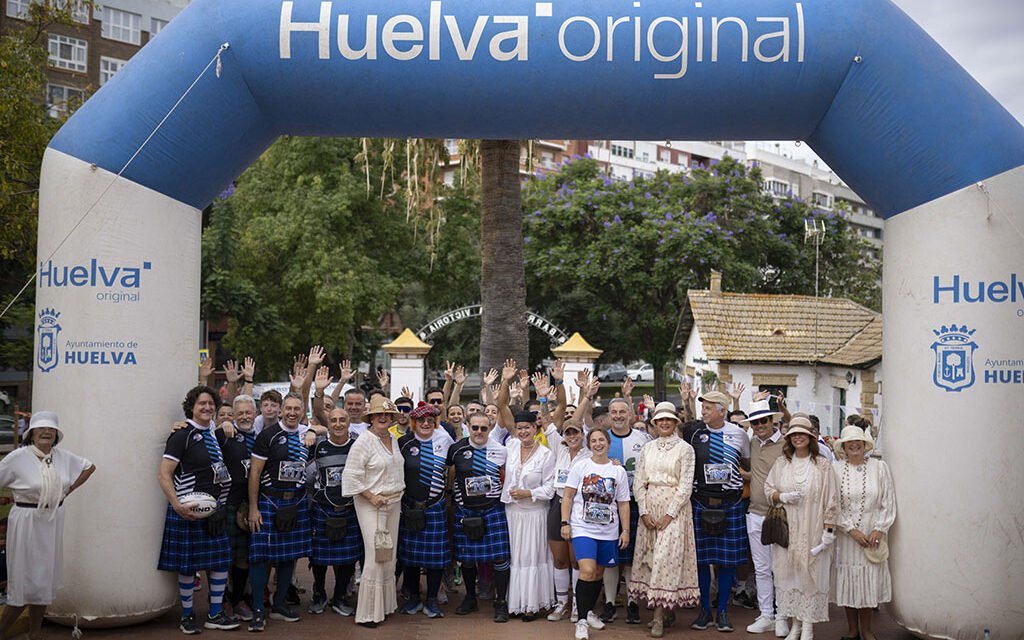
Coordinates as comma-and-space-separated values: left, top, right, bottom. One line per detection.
570, 600, 578, 623
575, 620, 590, 639
548, 601, 570, 621
746, 615, 776, 634
775, 618, 790, 637
586, 612, 606, 630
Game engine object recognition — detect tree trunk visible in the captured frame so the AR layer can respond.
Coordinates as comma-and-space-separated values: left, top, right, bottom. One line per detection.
479, 140, 528, 373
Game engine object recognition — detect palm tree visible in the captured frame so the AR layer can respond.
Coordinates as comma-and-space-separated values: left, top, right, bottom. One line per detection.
479, 140, 528, 372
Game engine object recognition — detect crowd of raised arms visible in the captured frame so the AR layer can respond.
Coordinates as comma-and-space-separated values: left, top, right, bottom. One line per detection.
160, 346, 894, 640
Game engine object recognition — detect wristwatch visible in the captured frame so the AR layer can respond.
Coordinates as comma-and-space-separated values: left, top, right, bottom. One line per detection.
560, 520, 570, 526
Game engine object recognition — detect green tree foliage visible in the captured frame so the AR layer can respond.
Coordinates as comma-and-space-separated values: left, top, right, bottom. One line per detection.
521, 156, 880, 395
0, 3, 84, 372
202, 137, 483, 380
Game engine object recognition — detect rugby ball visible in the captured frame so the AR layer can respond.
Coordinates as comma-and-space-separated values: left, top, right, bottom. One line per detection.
178, 492, 218, 519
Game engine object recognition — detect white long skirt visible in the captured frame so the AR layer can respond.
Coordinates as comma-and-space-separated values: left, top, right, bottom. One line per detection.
7, 505, 65, 606
831, 532, 892, 608
352, 496, 401, 623
505, 500, 556, 615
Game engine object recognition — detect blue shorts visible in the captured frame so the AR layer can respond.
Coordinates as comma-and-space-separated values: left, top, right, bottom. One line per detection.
572, 537, 618, 567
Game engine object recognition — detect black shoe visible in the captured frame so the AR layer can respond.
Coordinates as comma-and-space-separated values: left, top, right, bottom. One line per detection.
731, 591, 756, 610
286, 585, 301, 606
179, 613, 201, 635
494, 600, 509, 623
357, 621, 379, 628
626, 602, 640, 624
522, 613, 536, 622
691, 608, 713, 630
715, 610, 734, 632
308, 592, 328, 615
247, 611, 265, 633
204, 611, 240, 630
456, 597, 479, 615
269, 605, 300, 623
600, 602, 617, 623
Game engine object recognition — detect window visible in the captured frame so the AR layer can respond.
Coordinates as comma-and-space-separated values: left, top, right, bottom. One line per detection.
764, 179, 789, 197
48, 34, 88, 72
46, 83, 84, 117
659, 149, 671, 163
640, 151, 649, 163
812, 191, 833, 209
99, 56, 127, 85
102, 7, 141, 44
150, 17, 167, 36
54, 0, 89, 24
610, 144, 634, 159
444, 138, 459, 156
6, 0, 29, 19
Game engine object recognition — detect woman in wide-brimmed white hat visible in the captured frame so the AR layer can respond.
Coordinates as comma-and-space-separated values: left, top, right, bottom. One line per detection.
830, 419, 895, 640
0, 412, 95, 640
764, 416, 839, 640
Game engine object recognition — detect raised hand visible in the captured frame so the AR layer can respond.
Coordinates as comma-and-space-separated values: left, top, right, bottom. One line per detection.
551, 358, 565, 381
289, 366, 309, 391
587, 379, 602, 398
517, 369, 530, 393
509, 384, 523, 402
223, 359, 242, 383
401, 385, 413, 400
643, 394, 655, 410
729, 381, 746, 402
338, 360, 355, 384
753, 389, 772, 402
532, 372, 552, 399
308, 345, 326, 369
454, 365, 467, 386
292, 353, 308, 377
501, 359, 517, 382
576, 368, 591, 389
621, 376, 635, 397
376, 368, 390, 390
314, 366, 333, 393
444, 360, 455, 382
242, 357, 256, 381
198, 357, 214, 382
482, 368, 499, 386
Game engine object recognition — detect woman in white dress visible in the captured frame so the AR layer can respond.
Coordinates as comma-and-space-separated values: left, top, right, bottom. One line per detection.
341, 395, 404, 628
831, 422, 895, 640
501, 408, 556, 621
0, 412, 95, 640
764, 417, 838, 640
629, 402, 699, 638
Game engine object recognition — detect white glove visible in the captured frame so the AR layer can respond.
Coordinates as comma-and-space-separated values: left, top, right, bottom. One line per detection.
779, 491, 803, 504
821, 530, 836, 545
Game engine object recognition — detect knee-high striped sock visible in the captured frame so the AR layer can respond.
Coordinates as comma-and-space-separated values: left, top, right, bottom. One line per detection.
178, 572, 195, 617
554, 567, 571, 605
208, 570, 228, 616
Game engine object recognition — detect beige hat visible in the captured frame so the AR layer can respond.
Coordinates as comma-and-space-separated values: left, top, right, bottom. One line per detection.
697, 390, 731, 408
833, 425, 875, 456
650, 401, 681, 423
361, 395, 400, 422
784, 416, 815, 439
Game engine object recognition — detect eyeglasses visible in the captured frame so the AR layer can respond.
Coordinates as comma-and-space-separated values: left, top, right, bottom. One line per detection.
750, 418, 772, 426
397, 405, 413, 413
470, 425, 490, 432
428, 399, 443, 405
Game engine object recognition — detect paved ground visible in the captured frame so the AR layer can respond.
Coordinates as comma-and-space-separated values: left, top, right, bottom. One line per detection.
28, 565, 916, 640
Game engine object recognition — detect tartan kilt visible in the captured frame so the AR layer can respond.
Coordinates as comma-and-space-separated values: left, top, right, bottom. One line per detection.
691, 497, 749, 566
248, 493, 311, 564
398, 498, 450, 569
226, 502, 250, 566
453, 503, 511, 564
158, 505, 231, 574
310, 501, 363, 566
617, 500, 641, 564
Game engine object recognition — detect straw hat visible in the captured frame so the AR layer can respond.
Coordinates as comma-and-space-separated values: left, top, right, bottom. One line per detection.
361, 395, 400, 422
25, 411, 63, 445
737, 400, 782, 425
650, 401, 681, 423
832, 425, 875, 456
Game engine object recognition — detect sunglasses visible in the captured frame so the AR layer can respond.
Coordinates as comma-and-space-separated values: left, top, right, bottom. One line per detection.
428, 399, 444, 405
750, 417, 772, 426
469, 425, 490, 432
397, 405, 413, 413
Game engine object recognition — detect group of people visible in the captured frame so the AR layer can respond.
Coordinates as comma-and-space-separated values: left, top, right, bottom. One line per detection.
152, 347, 895, 640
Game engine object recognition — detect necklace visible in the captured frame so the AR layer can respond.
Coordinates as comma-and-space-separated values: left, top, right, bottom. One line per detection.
790, 455, 813, 492
840, 460, 868, 530
656, 435, 679, 451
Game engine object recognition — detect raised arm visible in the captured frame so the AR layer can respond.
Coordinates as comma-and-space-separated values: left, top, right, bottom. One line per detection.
728, 381, 746, 412
497, 359, 517, 430
442, 360, 455, 407
450, 365, 466, 409
223, 359, 242, 402
550, 359, 567, 429
332, 360, 355, 404
312, 365, 333, 427
621, 377, 636, 421
241, 356, 255, 397
480, 368, 498, 405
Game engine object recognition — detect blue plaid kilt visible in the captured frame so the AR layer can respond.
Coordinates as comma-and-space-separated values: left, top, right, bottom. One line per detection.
691, 497, 748, 566
398, 498, 450, 569
617, 500, 641, 564
226, 502, 250, 566
310, 501, 363, 566
248, 493, 311, 564
158, 505, 231, 574
453, 503, 511, 564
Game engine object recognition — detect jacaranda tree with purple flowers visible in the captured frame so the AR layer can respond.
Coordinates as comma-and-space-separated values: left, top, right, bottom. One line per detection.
521, 156, 880, 397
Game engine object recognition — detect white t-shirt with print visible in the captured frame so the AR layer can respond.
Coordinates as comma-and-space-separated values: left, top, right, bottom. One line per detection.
566, 458, 630, 540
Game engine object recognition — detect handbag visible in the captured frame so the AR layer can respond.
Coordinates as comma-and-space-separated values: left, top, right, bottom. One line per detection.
275, 502, 299, 533
462, 515, 486, 542
761, 504, 790, 548
235, 501, 250, 532
700, 508, 727, 536
374, 508, 394, 563
325, 516, 348, 542
403, 501, 427, 533
205, 506, 227, 537
864, 534, 888, 563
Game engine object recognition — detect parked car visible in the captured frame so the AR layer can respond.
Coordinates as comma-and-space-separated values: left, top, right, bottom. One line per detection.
598, 363, 628, 382
627, 363, 655, 382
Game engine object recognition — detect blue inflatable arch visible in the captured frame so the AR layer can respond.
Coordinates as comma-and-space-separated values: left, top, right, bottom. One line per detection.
36, 0, 1024, 637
